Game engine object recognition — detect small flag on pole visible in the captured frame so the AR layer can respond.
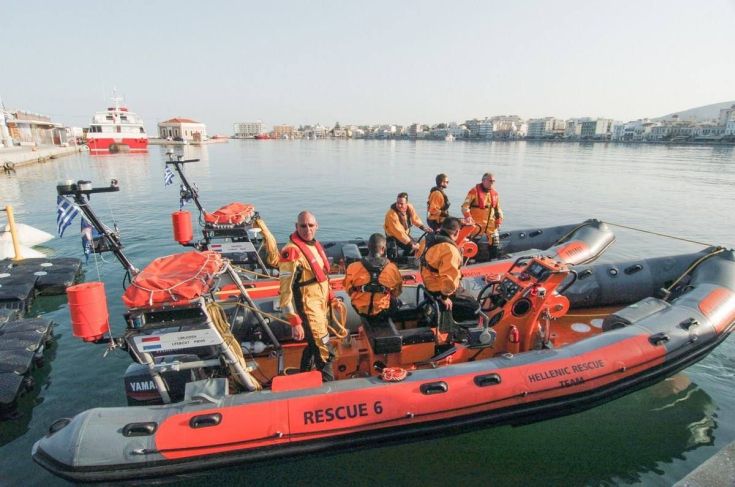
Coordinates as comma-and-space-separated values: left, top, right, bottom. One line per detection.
56, 195, 79, 237
81, 217, 94, 263
164, 165, 175, 187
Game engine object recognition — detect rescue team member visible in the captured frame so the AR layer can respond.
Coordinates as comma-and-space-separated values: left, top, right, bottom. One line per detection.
427, 173, 450, 231
420, 217, 479, 322
461, 172, 504, 259
279, 211, 335, 381
343, 233, 403, 319
384, 192, 433, 258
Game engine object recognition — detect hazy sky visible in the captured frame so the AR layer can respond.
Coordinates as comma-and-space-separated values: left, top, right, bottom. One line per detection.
2, 0, 734, 133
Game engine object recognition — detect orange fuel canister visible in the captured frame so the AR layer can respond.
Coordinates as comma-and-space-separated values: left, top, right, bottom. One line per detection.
172, 210, 193, 244
67, 281, 110, 342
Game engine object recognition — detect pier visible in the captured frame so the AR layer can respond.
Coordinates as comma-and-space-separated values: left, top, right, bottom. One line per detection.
0, 145, 83, 171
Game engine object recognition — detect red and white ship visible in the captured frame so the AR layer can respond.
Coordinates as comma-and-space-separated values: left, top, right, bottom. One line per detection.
86, 94, 148, 152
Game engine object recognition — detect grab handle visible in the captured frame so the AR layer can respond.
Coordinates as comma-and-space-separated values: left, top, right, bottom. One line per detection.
420, 381, 448, 395
474, 373, 502, 387
189, 413, 222, 429
122, 422, 157, 437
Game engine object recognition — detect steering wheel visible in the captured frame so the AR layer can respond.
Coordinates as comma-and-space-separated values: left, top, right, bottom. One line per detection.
477, 280, 502, 313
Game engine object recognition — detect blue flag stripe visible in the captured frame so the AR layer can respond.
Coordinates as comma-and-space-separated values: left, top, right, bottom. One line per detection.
56, 195, 79, 237
164, 166, 175, 187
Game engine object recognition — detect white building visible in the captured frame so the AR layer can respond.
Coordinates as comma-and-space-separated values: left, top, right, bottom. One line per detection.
491, 116, 526, 139
611, 119, 656, 142
580, 119, 613, 140
159, 118, 207, 142
233, 121, 263, 138
526, 118, 565, 139
465, 118, 493, 139
718, 105, 735, 136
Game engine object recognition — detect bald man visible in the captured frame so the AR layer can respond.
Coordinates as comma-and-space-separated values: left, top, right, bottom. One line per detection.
279, 211, 335, 381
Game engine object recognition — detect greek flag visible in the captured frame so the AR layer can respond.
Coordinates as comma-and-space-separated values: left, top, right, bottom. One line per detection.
81, 217, 94, 263
56, 195, 79, 237
164, 165, 175, 187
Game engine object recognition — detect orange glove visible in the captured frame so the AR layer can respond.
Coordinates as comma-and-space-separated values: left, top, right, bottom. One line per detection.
287, 315, 302, 327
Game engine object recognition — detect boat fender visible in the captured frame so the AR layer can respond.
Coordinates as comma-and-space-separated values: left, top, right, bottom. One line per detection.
66, 281, 109, 342
172, 211, 193, 245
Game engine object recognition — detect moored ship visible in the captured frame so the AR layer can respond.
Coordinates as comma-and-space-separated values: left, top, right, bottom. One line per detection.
86, 94, 148, 153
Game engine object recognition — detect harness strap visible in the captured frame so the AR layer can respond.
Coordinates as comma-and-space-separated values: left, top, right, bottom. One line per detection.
428, 187, 450, 215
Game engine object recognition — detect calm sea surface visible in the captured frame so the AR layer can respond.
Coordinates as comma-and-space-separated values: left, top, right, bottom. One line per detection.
1, 140, 734, 486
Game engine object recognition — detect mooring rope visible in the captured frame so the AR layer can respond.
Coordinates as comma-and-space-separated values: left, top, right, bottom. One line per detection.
603, 221, 713, 247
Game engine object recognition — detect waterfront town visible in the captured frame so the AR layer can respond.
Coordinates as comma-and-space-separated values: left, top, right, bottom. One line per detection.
1, 98, 735, 154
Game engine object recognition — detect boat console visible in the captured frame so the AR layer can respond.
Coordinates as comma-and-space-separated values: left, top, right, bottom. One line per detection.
477, 255, 572, 353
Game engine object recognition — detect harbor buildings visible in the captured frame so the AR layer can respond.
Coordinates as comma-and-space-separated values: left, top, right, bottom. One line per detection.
272, 125, 296, 139
233, 121, 263, 138
158, 118, 207, 142
2, 110, 67, 146
526, 117, 567, 139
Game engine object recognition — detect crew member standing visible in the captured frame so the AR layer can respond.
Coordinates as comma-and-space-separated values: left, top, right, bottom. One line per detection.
420, 217, 479, 322
279, 211, 335, 381
343, 233, 403, 319
461, 172, 504, 259
384, 192, 432, 259
427, 173, 450, 231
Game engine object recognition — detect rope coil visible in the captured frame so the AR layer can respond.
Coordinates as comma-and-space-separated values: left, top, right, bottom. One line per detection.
381, 367, 408, 382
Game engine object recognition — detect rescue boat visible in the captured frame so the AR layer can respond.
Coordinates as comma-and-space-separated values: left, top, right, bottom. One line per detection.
32, 184, 735, 482
163, 152, 614, 275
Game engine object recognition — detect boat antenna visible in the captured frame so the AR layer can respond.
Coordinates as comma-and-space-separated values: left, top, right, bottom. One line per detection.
57, 180, 139, 277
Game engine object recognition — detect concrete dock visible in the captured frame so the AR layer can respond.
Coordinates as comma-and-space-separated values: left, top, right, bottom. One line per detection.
674, 441, 735, 487
0, 145, 83, 170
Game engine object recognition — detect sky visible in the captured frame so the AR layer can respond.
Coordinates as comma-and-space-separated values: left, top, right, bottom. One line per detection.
1, 0, 734, 133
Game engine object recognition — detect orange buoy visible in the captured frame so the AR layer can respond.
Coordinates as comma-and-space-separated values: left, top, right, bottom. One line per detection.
172, 210, 193, 244
67, 282, 110, 342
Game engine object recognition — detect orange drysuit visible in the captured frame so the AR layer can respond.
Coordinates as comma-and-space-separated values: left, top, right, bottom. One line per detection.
461, 185, 503, 238
279, 234, 333, 379
420, 235, 462, 298
384, 203, 426, 246
427, 187, 450, 228
343, 258, 402, 316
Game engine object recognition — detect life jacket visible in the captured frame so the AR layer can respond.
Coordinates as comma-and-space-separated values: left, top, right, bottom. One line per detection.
470, 184, 498, 211
390, 203, 414, 231
350, 257, 390, 316
428, 187, 450, 216
419, 232, 458, 274
289, 232, 330, 285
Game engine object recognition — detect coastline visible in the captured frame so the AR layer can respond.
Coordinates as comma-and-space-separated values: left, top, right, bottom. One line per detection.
0, 145, 83, 170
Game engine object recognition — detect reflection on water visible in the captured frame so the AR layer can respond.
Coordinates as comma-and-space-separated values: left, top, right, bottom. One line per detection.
0, 141, 733, 485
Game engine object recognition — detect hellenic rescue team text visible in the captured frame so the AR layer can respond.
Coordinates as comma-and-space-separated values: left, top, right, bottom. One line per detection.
527, 359, 605, 388
304, 401, 383, 425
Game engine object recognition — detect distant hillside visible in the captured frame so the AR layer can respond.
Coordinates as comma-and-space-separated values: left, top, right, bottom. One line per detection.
656, 100, 735, 122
